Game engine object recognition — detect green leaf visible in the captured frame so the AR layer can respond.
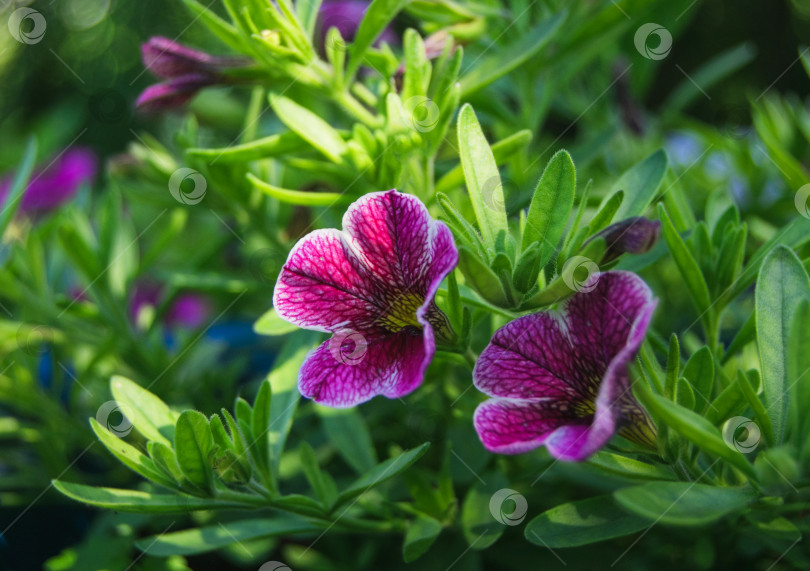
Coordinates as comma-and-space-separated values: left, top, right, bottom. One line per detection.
90, 419, 175, 489
186, 132, 309, 163
587, 190, 624, 234
525, 495, 649, 548
522, 150, 576, 269
53, 481, 244, 513
110, 376, 177, 447
148, 441, 187, 486
435, 130, 532, 195
403, 515, 442, 562
611, 150, 668, 220
614, 482, 755, 526
459, 12, 565, 97
268, 332, 318, 470
251, 380, 272, 475
705, 376, 748, 425
269, 94, 349, 163
436, 192, 488, 260
180, 0, 243, 50
299, 442, 338, 509
136, 518, 322, 556
460, 473, 509, 550
587, 452, 676, 481
247, 173, 353, 206
789, 300, 810, 454
337, 443, 430, 504
663, 43, 756, 116
633, 382, 757, 479
519, 237, 606, 309
296, 0, 323, 37
174, 411, 214, 491
0, 138, 36, 235
457, 104, 509, 254
347, 0, 409, 78
659, 205, 712, 320
254, 308, 298, 336
682, 347, 714, 413
512, 241, 543, 293
457, 245, 509, 306
756, 245, 810, 444
318, 407, 377, 474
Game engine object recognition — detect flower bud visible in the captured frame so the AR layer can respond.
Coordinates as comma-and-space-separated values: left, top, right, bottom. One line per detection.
592, 216, 661, 263
142, 37, 246, 79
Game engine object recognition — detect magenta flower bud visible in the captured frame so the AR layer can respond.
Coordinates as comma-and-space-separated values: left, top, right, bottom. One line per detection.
135, 73, 217, 113
137, 37, 249, 113
142, 36, 247, 79
592, 216, 661, 263
0, 147, 97, 214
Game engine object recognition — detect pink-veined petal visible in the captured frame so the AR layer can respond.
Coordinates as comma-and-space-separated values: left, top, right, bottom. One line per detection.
298, 326, 434, 407
273, 229, 384, 333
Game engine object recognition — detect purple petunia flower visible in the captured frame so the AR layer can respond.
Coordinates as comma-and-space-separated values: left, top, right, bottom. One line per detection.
273, 190, 458, 407
0, 147, 96, 214
131, 284, 210, 329
473, 271, 657, 461
136, 37, 248, 113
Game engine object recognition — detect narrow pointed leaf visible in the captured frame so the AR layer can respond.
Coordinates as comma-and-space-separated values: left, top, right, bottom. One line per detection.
522, 150, 576, 269
174, 411, 214, 491
614, 482, 756, 526
110, 376, 177, 446
457, 104, 509, 254
756, 245, 810, 444
525, 495, 649, 548
611, 150, 668, 219
337, 443, 430, 504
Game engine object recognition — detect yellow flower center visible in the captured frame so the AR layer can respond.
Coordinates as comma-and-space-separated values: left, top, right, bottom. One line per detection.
378, 292, 424, 332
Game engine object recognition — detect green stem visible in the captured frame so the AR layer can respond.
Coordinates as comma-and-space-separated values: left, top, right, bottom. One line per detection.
334, 90, 380, 128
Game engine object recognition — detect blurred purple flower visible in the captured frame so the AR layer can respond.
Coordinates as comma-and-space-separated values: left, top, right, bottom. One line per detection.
473, 271, 657, 461
0, 148, 96, 214
167, 293, 210, 329
130, 284, 210, 329
316, 0, 397, 51
136, 37, 248, 113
